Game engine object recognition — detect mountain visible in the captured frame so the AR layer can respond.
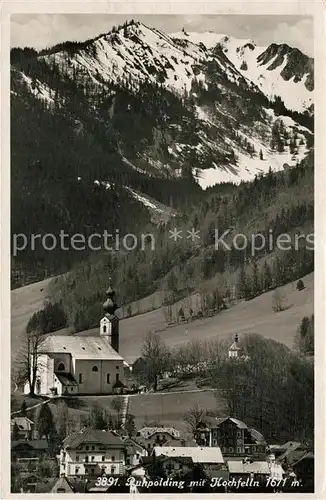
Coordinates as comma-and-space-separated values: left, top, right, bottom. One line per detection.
171, 31, 314, 114
10, 20, 314, 284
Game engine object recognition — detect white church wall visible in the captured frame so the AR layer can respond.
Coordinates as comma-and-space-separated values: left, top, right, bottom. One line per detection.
51, 353, 73, 373
74, 359, 124, 394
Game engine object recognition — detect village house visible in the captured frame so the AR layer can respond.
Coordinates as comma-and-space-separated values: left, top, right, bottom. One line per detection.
11, 416, 36, 440
122, 437, 147, 468
136, 427, 181, 450
153, 445, 225, 469
155, 455, 194, 476
23, 285, 128, 396
227, 458, 271, 484
11, 439, 49, 471
59, 427, 127, 477
203, 416, 267, 456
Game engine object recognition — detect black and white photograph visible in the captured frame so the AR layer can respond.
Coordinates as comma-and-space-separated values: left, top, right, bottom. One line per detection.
3, 4, 323, 496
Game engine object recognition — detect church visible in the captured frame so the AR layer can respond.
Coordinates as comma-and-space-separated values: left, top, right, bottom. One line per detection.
24, 285, 127, 396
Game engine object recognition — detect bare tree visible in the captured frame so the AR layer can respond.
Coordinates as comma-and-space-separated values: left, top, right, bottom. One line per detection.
183, 403, 207, 436
141, 332, 171, 391
17, 328, 46, 395
272, 288, 287, 312
110, 396, 124, 427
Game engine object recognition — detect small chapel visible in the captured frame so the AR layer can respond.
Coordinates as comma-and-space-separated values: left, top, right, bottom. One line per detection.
24, 284, 127, 396
228, 334, 249, 361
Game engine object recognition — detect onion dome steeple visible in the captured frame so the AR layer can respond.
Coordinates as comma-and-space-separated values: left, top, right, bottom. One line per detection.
103, 281, 119, 316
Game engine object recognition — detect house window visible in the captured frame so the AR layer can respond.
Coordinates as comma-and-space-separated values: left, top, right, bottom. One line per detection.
213, 439, 217, 446
76, 456, 79, 462
85, 456, 89, 463
92, 366, 98, 372
116, 374, 119, 382
111, 456, 115, 462
106, 374, 110, 384
75, 466, 80, 475
79, 373, 83, 384
91, 468, 95, 474
237, 447, 242, 453
253, 446, 256, 452
237, 431, 241, 438
229, 447, 234, 453
102, 456, 105, 462
57, 362, 65, 371
116, 366, 119, 370
91, 456, 95, 461
85, 446, 89, 451
111, 466, 116, 474
91, 445, 95, 451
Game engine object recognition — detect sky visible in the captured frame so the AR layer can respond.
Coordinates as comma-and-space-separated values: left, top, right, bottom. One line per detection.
11, 14, 313, 57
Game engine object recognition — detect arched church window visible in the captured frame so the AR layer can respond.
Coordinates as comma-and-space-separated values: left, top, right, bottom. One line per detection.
57, 362, 65, 371
103, 325, 107, 333
92, 366, 98, 372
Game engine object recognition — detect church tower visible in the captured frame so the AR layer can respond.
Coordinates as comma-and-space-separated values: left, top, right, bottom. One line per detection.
100, 283, 120, 353
228, 334, 242, 358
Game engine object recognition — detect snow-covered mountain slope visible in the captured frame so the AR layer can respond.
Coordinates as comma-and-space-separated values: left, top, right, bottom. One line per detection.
171, 31, 313, 113
11, 20, 314, 191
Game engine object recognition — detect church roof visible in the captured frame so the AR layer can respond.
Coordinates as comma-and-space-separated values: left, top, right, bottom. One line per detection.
55, 372, 78, 386
229, 341, 242, 351
41, 335, 123, 360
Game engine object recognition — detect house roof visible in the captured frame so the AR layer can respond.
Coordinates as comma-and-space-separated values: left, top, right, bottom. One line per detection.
215, 417, 248, 429
34, 478, 59, 493
63, 427, 126, 449
204, 465, 229, 480
122, 437, 146, 453
248, 427, 266, 445
55, 372, 78, 386
137, 427, 180, 439
159, 455, 193, 466
51, 476, 75, 493
164, 438, 198, 447
277, 442, 307, 463
11, 439, 48, 450
292, 451, 314, 466
229, 342, 242, 351
154, 446, 224, 464
112, 379, 126, 389
11, 416, 34, 430
41, 335, 124, 360
228, 460, 270, 474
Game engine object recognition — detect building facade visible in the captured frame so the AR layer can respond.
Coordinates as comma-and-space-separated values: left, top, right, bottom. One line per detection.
136, 427, 181, 451
201, 417, 266, 457
60, 428, 127, 477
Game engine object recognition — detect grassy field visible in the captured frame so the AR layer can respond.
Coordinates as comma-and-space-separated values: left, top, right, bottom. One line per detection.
11, 277, 52, 363
12, 385, 223, 435
11, 273, 314, 367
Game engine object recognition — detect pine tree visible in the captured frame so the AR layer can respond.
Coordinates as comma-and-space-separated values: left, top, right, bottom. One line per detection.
37, 404, 55, 440
251, 261, 260, 297
259, 149, 264, 160
262, 261, 272, 291
237, 266, 249, 299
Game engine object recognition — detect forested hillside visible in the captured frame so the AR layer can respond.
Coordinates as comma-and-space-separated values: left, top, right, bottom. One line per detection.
49, 155, 313, 333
